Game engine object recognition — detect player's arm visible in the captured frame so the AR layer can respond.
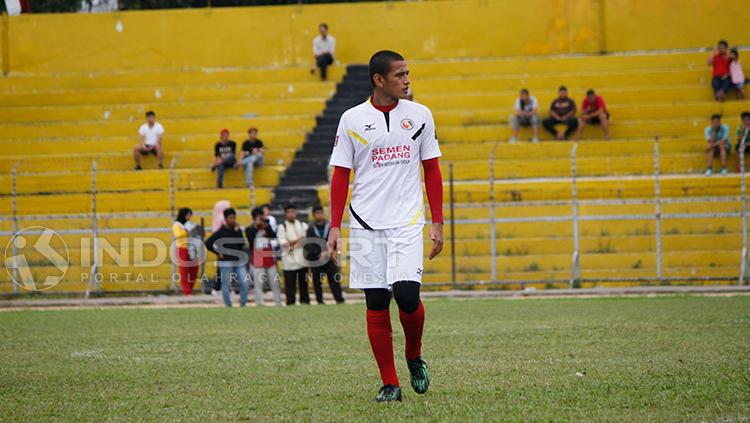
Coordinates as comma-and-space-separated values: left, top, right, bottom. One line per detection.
419, 109, 444, 260
327, 116, 355, 264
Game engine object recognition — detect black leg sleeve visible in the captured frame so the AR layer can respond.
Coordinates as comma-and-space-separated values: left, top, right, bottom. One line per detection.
364, 288, 391, 311
392, 280, 421, 313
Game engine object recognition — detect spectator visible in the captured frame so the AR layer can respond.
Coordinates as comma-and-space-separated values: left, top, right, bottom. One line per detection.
211, 129, 239, 189
708, 40, 731, 102
729, 49, 747, 100
704, 114, 730, 176
208, 200, 231, 296
736, 111, 750, 173
277, 203, 310, 305
246, 207, 282, 306
575, 89, 610, 141
542, 86, 578, 140
509, 88, 540, 143
173, 207, 202, 295
205, 208, 250, 307
133, 110, 164, 170
312, 23, 336, 81
241, 127, 265, 189
261, 203, 278, 232
304, 205, 345, 305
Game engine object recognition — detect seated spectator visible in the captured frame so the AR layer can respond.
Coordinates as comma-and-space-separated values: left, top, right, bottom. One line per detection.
241, 127, 265, 189
575, 89, 610, 141
304, 205, 345, 305
509, 88, 539, 143
736, 111, 750, 172
277, 204, 310, 305
311, 23, 335, 81
133, 110, 164, 170
729, 48, 747, 100
204, 208, 250, 307
542, 86, 578, 140
246, 207, 282, 306
704, 114, 730, 176
708, 40, 731, 102
211, 129, 240, 189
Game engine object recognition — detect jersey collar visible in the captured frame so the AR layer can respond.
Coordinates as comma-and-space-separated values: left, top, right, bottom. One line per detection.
368, 97, 399, 113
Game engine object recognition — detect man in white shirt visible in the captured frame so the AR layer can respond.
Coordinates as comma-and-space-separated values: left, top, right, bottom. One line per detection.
312, 23, 336, 81
133, 111, 164, 170
327, 50, 443, 402
510, 88, 540, 143
276, 204, 310, 305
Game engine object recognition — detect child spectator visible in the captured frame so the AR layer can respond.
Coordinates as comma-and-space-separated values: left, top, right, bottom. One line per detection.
575, 89, 610, 141
241, 127, 265, 189
304, 205, 345, 304
204, 208, 250, 307
509, 88, 540, 143
277, 204, 310, 305
542, 86, 578, 140
211, 129, 239, 189
133, 110, 164, 170
704, 114, 730, 176
312, 23, 336, 81
736, 111, 750, 173
246, 207, 282, 306
708, 40, 731, 102
729, 49, 747, 100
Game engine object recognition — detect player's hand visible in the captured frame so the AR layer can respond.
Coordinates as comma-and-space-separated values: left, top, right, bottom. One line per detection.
327, 227, 342, 265
428, 223, 444, 260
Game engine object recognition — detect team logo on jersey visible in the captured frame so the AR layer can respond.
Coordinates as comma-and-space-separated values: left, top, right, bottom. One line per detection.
364, 123, 376, 131
400, 118, 414, 130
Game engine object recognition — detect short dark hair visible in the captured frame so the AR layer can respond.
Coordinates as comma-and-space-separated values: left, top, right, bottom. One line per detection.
369, 50, 405, 88
319, 23, 328, 30
176, 207, 192, 224
312, 205, 324, 214
284, 203, 296, 211
558, 85, 567, 92
711, 114, 722, 121
251, 207, 264, 219
223, 208, 237, 219
247, 127, 258, 133
741, 111, 750, 120
586, 89, 595, 96
261, 203, 271, 210
520, 88, 529, 95
145, 111, 155, 117
731, 48, 739, 58
718, 40, 729, 47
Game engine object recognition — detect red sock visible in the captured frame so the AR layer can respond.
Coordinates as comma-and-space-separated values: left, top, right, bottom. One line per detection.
398, 302, 425, 360
366, 309, 399, 386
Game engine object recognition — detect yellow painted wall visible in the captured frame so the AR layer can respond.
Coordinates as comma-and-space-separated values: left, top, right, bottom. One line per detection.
3, 0, 749, 74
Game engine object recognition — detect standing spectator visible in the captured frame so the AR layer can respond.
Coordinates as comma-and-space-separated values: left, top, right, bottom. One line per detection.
208, 200, 231, 296
312, 23, 336, 81
211, 129, 239, 189
173, 207, 202, 295
736, 112, 750, 173
729, 49, 747, 100
575, 89, 610, 141
205, 208, 250, 307
261, 203, 278, 232
304, 205, 345, 304
704, 114, 730, 176
277, 204, 310, 305
241, 127, 265, 189
509, 88, 540, 143
246, 207, 282, 306
708, 40, 731, 102
133, 110, 164, 170
542, 86, 578, 140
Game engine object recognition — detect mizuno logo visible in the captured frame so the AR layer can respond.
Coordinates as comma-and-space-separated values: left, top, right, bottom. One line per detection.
416, 268, 423, 275
364, 123, 376, 131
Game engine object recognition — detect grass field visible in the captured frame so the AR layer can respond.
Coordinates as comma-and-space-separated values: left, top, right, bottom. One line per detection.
1, 295, 749, 422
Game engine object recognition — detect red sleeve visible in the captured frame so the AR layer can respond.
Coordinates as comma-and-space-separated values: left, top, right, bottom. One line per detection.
330, 166, 351, 228
597, 96, 607, 112
422, 158, 444, 224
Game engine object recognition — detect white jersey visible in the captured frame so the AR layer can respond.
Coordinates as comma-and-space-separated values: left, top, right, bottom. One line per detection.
138, 122, 164, 146
329, 98, 441, 230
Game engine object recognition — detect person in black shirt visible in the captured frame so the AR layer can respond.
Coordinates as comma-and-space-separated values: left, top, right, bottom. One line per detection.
304, 205, 345, 304
204, 208, 250, 307
241, 127, 265, 188
211, 128, 240, 189
542, 86, 578, 140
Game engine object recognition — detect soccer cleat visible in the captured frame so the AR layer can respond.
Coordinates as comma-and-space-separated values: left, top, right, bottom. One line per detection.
375, 384, 402, 402
407, 357, 430, 394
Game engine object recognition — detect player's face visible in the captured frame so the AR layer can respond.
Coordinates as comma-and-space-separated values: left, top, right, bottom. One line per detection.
383, 60, 410, 100
285, 208, 297, 221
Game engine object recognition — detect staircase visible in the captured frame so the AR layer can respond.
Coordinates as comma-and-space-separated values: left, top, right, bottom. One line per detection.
271, 64, 371, 216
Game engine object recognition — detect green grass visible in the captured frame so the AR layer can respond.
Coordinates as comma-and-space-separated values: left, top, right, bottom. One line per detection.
1, 296, 749, 422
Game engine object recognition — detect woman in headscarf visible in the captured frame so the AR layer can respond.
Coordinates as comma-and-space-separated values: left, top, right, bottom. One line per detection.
173, 207, 199, 295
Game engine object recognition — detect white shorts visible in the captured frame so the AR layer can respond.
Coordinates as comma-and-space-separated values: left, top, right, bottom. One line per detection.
348, 224, 424, 290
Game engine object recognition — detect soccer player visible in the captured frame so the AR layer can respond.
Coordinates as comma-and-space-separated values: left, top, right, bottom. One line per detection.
327, 50, 444, 402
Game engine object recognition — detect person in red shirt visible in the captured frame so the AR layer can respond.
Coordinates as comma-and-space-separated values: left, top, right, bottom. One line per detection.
709, 40, 731, 102
245, 207, 282, 306
575, 89, 610, 141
